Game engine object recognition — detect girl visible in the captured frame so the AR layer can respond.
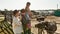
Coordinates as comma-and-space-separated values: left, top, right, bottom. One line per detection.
12, 10, 23, 34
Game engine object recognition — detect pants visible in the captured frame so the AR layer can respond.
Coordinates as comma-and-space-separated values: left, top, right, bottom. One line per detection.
22, 24, 31, 34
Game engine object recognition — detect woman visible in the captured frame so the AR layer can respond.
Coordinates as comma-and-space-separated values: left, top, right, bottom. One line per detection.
12, 10, 23, 34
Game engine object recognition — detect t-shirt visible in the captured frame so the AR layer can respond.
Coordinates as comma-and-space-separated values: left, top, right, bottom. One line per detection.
21, 12, 31, 25
25, 12, 30, 21
12, 16, 23, 33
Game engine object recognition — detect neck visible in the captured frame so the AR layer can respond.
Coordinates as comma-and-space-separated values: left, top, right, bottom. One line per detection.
26, 6, 29, 8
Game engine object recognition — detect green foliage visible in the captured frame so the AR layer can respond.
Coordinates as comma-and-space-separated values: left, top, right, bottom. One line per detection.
54, 10, 60, 17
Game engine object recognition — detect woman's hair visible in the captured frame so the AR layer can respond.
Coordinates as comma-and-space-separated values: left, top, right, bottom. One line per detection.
13, 10, 19, 16
21, 9, 25, 13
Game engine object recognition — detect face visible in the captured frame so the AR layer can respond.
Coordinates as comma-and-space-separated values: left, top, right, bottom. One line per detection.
21, 10, 25, 16
26, 4, 30, 7
16, 11, 20, 17
22, 13, 25, 16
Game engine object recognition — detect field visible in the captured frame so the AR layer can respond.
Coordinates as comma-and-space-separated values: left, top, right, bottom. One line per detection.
0, 15, 60, 34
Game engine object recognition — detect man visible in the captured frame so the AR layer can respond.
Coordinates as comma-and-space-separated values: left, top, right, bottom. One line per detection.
25, 2, 32, 16
24, 2, 32, 34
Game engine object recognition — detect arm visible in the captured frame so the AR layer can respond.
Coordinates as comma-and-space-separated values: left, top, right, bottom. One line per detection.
13, 18, 20, 28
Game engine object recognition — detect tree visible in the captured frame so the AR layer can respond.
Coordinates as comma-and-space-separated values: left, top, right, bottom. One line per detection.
54, 9, 60, 17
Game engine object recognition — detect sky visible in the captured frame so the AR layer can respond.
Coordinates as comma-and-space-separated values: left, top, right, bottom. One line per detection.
0, 0, 60, 10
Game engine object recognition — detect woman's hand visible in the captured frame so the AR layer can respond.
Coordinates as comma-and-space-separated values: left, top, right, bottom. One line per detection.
14, 23, 21, 28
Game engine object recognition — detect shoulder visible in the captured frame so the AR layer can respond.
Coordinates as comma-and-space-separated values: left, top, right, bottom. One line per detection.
13, 16, 17, 22
12, 16, 15, 18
